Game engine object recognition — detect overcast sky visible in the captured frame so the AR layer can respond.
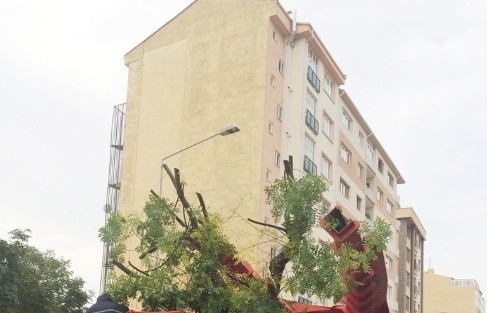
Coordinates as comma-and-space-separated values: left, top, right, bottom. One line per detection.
1, 0, 487, 303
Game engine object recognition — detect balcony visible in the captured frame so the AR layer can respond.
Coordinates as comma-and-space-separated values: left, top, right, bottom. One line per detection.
305, 110, 319, 135
307, 66, 321, 93
303, 155, 317, 175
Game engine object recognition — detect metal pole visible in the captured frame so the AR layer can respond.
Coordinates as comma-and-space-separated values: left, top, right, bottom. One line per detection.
158, 125, 239, 196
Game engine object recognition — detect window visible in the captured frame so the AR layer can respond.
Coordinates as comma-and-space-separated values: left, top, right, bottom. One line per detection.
308, 47, 318, 71
340, 144, 351, 165
298, 295, 312, 305
272, 30, 277, 40
356, 196, 362, 212
276, 104, 283, 120
307, 66, 321, 93
323, 72, 334, 98
377, 187, 383, 202
306, 90, 316, 114
304, 135, 317, 174
270, 74, 275, 87
388, 172, 394, 188
357, 163, 364, 178
304, 134, 315, 159
321, 154, 331, 180
385, 255, 392, 270
278, 59, 285, 75
359, 131, 364, 148
366, 141, 375, 164
305, 91, 319, 134
341, 109, 352, 130
387, 200, 394, 214
275, 151, 281, 167
265, 169, 271, 181
387, 284, 392, 300
339, 178, 350, 199
321, 199, 330, 216
322, 112, 333, 139
378, 158, 384, 174
407, 247, 411, 261
268, 121, 273, 134
406, 296, 410, 312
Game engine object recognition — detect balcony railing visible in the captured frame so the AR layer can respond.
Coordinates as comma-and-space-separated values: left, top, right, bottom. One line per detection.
303, 155, 317, 175
307, 66, 321, 93
305, 110, 319, 135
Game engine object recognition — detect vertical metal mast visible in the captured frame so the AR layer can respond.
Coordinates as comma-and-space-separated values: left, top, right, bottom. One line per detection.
100, 103, 125, 293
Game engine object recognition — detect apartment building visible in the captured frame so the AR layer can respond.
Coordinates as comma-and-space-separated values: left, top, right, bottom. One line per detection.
103, 0, 423, 311
397, 207, 427, 313
424, 269, 485, 313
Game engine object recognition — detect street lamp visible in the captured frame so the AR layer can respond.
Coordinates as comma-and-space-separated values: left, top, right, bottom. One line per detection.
158, 124, 240, 196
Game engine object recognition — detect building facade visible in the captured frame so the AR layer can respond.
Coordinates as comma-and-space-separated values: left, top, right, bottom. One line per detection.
105, 0, 425, 311
397, 207, 427, 313
424, 269, 485, 313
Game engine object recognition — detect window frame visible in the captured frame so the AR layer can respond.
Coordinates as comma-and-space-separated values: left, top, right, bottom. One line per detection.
340, 144, 351, 165
276, 104, 283, 120
278, 59, 285, 75
341, 109, 353, 131
275, 151, 281, 167
321, 154, 331, 180
387, 199, 394, 214
322, 111, 333, 140
377, 187, 383, 203
357, 162, 364, 178
339, 178, 350, 199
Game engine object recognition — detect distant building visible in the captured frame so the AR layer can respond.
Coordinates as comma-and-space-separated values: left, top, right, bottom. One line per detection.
397, 207, 426, 313
101, 0, 427, 311
424, 269, 485, 313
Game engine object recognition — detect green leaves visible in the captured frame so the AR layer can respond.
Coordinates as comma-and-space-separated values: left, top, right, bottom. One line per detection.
265, 175, 327, 241
0, 229, 93, 313
265, 174, 391, 304
100, 172, 391, 312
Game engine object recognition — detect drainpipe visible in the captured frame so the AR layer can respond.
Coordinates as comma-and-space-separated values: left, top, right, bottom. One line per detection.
287, 9, 297, 47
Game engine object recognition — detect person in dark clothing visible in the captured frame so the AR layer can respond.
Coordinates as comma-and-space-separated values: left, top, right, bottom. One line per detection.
86, 292, 130, 313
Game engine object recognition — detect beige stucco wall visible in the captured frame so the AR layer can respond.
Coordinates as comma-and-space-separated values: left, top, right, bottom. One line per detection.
121, 0, 282, 264
424, 270, 478, 313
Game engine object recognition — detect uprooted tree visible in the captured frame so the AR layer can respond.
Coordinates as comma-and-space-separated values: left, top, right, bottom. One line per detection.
99, 161, 391, 313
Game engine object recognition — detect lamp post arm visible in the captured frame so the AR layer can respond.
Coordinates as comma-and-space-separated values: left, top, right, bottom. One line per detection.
161, 132, 221, 163
159, 132, 220, 196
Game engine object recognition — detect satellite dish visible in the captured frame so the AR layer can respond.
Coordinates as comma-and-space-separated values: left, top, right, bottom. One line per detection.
103, 204, 112, 214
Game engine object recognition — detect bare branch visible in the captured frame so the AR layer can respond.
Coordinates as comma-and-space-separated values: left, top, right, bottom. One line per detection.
247, 218, 287, 233
196, 192, 208, 220
139, 245, 158, 259
173, 168, 191, 209
268, 249, 289, 299
112, 260, 133, 275
128, 261, 150, 276
149, 189, 187, 228
224, 271, 250, 288
164, 166, 198, 230
283, 156, 294, 179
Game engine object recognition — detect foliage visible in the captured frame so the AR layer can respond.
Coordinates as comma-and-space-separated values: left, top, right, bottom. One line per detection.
0, 229, 93, 313
264, 174, 391, 302
102, 197, 281, 313
100, 168, 391, 312
265, 174, 326, 242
